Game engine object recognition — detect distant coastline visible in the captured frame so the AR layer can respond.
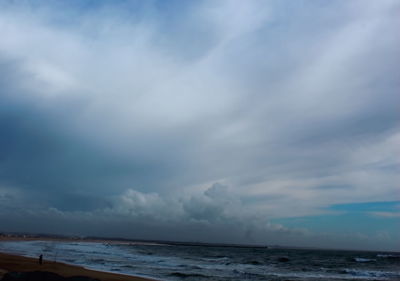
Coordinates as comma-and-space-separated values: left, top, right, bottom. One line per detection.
1, 232, 398, 253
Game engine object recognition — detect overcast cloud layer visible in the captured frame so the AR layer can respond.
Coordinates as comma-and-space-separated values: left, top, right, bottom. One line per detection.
0, 0, 399, 251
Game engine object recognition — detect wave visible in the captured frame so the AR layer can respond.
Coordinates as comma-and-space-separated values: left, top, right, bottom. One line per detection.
199, 256, 229, 262
137, 250, 154, 255
88, 258, 106, 263
352, 257, 376, 263
169, 272, 210, 278
244, 260, 263, 265
377, 254, 400, 259
121, 264, 136, 269
342, 268, 399, 279
233, 269, 265, 278
178, 264, 203, 270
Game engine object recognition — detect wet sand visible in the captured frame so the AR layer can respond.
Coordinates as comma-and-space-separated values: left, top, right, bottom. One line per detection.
0, 252, 156, 281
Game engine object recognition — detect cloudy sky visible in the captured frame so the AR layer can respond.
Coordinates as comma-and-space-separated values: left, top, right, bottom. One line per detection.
0, 0, 399, 251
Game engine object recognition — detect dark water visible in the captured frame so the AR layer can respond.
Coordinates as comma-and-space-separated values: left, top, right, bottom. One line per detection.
0, 241, 399, 280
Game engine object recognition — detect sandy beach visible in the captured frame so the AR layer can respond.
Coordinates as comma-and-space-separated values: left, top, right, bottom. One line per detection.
0, 252, 155, 281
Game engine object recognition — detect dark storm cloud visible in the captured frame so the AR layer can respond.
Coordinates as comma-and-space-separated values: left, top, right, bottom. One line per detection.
0, 58, 185, 209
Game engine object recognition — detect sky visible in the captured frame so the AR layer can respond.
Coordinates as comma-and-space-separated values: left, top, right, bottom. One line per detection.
0, 0, 399, 251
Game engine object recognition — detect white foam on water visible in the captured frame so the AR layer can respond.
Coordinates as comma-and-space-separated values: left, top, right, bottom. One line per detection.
377, 254, 400, 259
342, 268, 399, 280
353, 257, 376, 263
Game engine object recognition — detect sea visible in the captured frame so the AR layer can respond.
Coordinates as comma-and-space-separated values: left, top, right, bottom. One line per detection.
0, 240, 399, 281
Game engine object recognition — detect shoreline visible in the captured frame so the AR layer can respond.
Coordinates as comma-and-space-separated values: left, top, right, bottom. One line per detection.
0, 251, 157, 281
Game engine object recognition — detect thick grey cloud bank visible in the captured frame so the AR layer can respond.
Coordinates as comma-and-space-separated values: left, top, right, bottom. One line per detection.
0, 0, 399, 250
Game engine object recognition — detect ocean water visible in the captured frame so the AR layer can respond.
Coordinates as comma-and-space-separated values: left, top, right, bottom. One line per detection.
0, 240, 399, 281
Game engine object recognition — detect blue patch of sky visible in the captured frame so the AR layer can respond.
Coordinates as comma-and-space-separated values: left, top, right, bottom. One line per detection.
330, 201, 400, 212
39, 0, 191, 21
43, 0, 149, 26
272, 201, 400, 236
8, 0, 203, 57
0, 0, 186, 29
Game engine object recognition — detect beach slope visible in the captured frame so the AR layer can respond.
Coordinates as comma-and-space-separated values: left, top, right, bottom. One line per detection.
0, 252, 155, 281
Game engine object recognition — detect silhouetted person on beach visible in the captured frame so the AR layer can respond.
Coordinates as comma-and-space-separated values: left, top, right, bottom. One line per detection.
39, 254, 43, 265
